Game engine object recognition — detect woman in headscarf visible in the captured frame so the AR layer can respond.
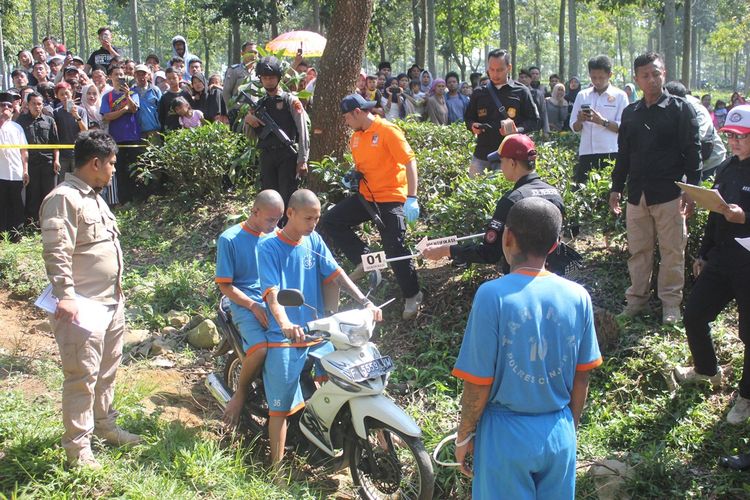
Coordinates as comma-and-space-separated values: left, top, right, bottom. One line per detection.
624, 83, 637, 104
565, 76, 581, 119
419, 70, 433, 94
80, 84, 103, 128
190, 72, 228, 123
424, 78, 448, 125
546, 82, 569, 132
730, 92, 746, 110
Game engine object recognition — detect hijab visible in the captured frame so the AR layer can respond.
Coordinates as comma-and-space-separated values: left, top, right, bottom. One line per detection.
565, 76, 581, 104
81, 84, 102, 125
624, 83, 637, 104
548, 83, 567, 106
419, 70, 433, 94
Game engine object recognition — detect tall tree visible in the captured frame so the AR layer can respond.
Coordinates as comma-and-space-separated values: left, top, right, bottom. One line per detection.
411, 0, 425, 67
558, 0, 565, 79
426, 0, 436, 72
309, 0, 374, 165
31, 0, 38, 44
509, 0, 516, 71
499, 0, 509, 51
662, 0, 676, 78
129, 0, 139, 61
567, 0, 577, 78
77, 0, 86, 56
681, 0, 690, 85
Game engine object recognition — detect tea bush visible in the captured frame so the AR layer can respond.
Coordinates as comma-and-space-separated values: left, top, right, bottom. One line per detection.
136, 122, 257, 198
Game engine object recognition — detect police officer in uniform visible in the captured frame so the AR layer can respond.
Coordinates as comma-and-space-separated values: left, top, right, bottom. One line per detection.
465, 49, 540, 177
224, 41, 258, 126
674, 104, 750, 434
244, 56, 309, 210
423, 134, 565, 274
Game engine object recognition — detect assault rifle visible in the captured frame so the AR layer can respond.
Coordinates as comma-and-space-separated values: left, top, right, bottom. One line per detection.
238, 89, 297, 156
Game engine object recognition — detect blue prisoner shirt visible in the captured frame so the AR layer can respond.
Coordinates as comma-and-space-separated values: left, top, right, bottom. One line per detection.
259, 230, 342, 345
214, 222, 267, 300
453, 270, 602, 414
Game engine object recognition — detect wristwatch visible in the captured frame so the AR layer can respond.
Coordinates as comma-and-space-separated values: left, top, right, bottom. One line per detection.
602, 119, 610, 128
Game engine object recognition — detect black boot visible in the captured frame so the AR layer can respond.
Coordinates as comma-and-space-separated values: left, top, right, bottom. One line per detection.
719, 453, 750, 471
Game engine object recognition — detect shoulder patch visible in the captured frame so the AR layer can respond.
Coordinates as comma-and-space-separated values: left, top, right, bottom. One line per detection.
484, 219, 504, 244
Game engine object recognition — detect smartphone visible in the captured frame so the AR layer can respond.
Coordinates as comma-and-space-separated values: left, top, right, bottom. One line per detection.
479, 123, 492, 131
66, 100, 74, 113
581, 103, 592, 112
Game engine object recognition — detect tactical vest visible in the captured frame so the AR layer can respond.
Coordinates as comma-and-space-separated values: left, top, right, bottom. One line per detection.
258, 93, 298, 150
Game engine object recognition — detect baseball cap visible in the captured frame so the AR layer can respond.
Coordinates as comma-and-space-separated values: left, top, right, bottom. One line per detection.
134, 64, 150, 74
487, 134, 538, 163
72, 56, 85, 64
8, 91, 21, 101
63, 65, 78, 74
154, 70, 166, 81
47, 55, 64, 65
340, 93, 376, 114
720, 104, 750, 135
0, 91, 15, 103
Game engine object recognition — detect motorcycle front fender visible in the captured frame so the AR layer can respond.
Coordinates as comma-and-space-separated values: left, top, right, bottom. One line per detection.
349, 395, 422, 440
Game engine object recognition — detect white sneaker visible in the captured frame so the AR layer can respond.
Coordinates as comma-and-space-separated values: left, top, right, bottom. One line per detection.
69, 448, 102, 470
674, 365, 723, 389
662, 306, 681, 325
402, 291, 423, 320
728, 396, 750, 425
93, 426, 142, 446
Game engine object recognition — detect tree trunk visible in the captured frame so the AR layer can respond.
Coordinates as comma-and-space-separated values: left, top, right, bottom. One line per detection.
129, 0, 140, 62
231, 20, 241, 64
309, 0, 375, 171
744, 42, 750, 95
200, 16, 209, 73
509, 0, 517, 73
733, 50, 740, 91
81, 0, 88, 56
311, 0, 321, 32
58, 0, 64, 45
681, 0, 691, 85
663, 0, 676, 78
499, 0, 510, 51
31, 0, 39, 45
77, 0, 85, 56
227, 30, 233, 69
691, 25, 698, 88
411, 0, 425, 68
557, 0, 565, 79
567, 0, 577, 78
426, 0, 436, 73
270, 2, 279, 39
616, 17, 624, 83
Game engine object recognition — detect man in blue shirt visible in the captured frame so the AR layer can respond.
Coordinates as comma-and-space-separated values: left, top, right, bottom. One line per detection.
132, 64, 161, 142
259, 189, 381, 470
445, 71, 469, 124
215, 189, 285, 427
453, 197, 602, 499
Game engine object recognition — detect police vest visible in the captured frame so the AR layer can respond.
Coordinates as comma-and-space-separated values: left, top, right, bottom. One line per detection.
258, 93, 298, 150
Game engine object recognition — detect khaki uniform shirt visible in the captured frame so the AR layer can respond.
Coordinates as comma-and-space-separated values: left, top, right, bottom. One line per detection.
223, 63, 255, 109
40, 173, 123, 304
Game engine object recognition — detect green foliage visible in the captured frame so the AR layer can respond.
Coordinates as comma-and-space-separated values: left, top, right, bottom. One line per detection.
0, 233, 47, 299
136, 122, 256, 198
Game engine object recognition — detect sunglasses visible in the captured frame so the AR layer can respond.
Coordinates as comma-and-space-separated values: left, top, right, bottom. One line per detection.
724, 132, 750, 140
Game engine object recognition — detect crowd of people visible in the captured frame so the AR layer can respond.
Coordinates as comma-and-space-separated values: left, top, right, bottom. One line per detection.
2, 28, 750, 498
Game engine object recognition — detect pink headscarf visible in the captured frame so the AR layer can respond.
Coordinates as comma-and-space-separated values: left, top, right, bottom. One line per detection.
429, 78, 446, 97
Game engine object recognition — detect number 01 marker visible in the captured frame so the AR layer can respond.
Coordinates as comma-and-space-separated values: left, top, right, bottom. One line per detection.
361, 251, 388, 271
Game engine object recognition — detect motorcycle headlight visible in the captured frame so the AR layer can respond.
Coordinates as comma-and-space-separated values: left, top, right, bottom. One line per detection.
339, 322, 370, 346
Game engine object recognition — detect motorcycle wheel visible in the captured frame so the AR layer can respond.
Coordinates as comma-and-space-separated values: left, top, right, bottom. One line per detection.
345, 420, 434, 500
222, 351, 269, 436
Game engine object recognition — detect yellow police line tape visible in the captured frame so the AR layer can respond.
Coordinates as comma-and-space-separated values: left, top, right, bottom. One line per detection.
0, 143, 147, 149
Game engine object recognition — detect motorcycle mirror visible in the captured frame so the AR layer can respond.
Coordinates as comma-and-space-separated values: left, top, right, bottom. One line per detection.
277, 288, 305, 307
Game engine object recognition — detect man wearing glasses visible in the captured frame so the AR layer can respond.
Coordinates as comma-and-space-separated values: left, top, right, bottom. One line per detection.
675, 104, 750, 432
609, 52, 701, 325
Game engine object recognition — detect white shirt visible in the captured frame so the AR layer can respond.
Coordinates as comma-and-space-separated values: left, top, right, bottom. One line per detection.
0, 119, 27, 181
569, 84, 629, 155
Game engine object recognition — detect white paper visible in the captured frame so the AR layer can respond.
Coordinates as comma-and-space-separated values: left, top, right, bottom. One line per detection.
361, 251, 388, 271
416, 235, 458, 254
736, 237, 750, 253
35, 284, 115, 333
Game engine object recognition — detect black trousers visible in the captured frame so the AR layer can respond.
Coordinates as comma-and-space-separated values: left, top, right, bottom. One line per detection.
0, 179, 24, 241
684, 255, 750, 397
574, 153, 616, 187
115, 142, 143, 204
259, 148, 298, 208
320, 195, 420, 298
25, 160, 57, 224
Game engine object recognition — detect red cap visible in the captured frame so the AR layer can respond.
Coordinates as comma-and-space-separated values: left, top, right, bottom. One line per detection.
487, 134, 538, 163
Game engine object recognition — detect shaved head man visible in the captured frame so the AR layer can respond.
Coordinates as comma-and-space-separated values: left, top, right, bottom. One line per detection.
216, 189, 285, 428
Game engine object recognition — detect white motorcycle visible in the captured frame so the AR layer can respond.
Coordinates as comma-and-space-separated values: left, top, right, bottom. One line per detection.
206, 289, 435, 500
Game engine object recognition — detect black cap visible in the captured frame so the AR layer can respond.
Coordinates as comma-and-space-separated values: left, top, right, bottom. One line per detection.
63, 65, 79, 74
0, 92, 15, 103
340, 93, 376, 114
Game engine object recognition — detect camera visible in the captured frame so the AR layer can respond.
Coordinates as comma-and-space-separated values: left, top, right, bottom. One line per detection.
342, 169, 363, 191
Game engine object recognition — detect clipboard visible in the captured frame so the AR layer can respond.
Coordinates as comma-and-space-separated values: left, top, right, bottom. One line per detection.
675, 182, 729, 213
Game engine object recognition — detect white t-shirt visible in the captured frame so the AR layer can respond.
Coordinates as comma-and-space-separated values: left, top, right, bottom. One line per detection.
570, 84, 629, 155
0, 120, 27, 181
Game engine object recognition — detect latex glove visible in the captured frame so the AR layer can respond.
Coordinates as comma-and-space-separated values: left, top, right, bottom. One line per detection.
404, 197, 419, 223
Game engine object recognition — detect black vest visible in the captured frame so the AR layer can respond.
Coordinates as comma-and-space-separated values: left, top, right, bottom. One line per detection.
258, 93, 298, 150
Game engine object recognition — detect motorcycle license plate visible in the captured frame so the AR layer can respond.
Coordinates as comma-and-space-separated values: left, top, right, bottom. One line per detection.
352, 356, 394, 380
